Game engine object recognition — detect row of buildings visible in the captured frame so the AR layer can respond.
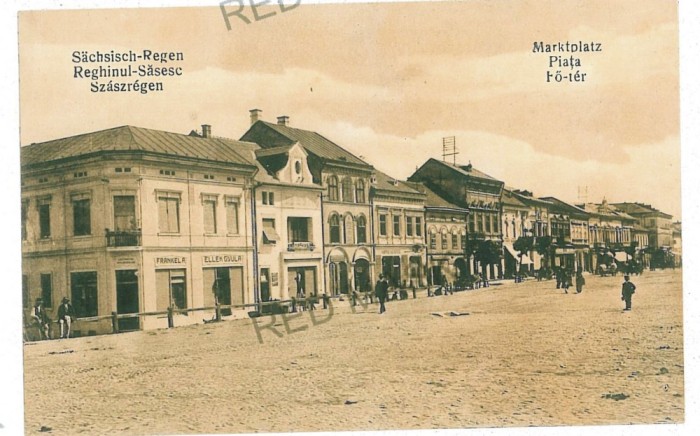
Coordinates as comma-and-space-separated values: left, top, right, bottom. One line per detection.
21, 111, 681, 333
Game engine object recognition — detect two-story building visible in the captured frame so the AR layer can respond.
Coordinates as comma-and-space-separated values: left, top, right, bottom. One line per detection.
541, 197, 590, 272
21, 125, 259, 334
240, 111, 375, 295
371, 171, 427, 289
578, 199, 635, 271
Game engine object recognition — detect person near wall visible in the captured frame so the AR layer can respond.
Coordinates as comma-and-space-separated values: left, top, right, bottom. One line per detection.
32, 297, 51, 340
57, 297, 75, 339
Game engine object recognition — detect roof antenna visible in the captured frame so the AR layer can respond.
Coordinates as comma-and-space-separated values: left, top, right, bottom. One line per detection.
442, 136, 457, 165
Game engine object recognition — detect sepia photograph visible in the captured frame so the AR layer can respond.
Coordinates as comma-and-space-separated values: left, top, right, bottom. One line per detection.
4, 0, 698, 435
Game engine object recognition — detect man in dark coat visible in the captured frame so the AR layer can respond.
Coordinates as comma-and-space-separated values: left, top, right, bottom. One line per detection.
375, 274, 388, 314
57, 297, 75, 339
621, 275, 636, 311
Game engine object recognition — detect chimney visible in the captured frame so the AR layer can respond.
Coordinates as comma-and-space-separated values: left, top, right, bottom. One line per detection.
250, 109, 262, 125
277, 115, 289, 127
201, 124, 211, 138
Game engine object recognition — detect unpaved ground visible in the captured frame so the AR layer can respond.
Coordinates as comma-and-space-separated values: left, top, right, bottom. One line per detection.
23, 270, 684, 435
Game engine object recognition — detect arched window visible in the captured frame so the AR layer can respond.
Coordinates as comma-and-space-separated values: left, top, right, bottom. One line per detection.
342, 177, 353, 203
355, 179, 365, 203
356, 216, 367, 244
329, 214, 340, 243
328, 176, 339, 201
429, 228, 437, 249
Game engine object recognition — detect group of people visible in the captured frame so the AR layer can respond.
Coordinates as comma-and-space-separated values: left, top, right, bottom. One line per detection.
30, 297, 75, 340
553, 267, 586, 294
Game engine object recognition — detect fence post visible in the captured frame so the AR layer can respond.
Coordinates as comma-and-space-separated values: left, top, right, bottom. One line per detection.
215, 303, 222, 322
322, 294, 329, 310
111, 311, 119, 334
412, 285, 417, 299
167, 306, 174, 328
291, 297, 297, 313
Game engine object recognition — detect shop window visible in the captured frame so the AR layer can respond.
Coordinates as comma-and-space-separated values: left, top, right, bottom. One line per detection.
157, 192, 180, 233
156, 269, 187, 311
71, 271, 98, 317
73, 197, 91, 236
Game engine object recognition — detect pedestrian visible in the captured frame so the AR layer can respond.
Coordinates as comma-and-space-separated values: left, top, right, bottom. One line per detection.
375, 274, 388, 314
57, 297, 75, 339
32, 297, 51, 340
575, 271, 586, 293
562, 269, 571, 293
555, 267, 562, 289
621, 275, 636, 311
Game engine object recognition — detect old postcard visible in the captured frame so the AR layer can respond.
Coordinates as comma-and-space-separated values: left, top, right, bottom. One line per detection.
8, 0, 695, 435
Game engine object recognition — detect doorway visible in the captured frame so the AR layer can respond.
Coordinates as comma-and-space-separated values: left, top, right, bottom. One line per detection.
116, 270, 139, 331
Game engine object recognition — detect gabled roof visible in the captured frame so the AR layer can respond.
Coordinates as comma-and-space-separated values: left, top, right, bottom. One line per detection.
501, 188, 528, 209
423, 158, 499, 182
21, 125, 259, 169
241, 121, 371, 168
541, 197, 590, 219
406, 181, 467, 211
371, 170, 423, 197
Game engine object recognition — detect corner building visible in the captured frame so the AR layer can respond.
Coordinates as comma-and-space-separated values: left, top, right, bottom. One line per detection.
21, 126, 258, 334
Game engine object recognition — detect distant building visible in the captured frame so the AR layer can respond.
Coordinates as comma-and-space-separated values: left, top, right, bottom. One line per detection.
577, 199, 636, 271
21, 125, 259, 334
501, 188, 532, 278
611, 202, 674, 249
540, 197, 590, 271
508, 190, 552, 272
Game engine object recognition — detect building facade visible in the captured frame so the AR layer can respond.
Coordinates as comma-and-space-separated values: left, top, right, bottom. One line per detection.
21, 126, 259, 335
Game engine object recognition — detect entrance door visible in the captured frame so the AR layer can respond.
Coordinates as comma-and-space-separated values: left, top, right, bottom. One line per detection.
339, 262, 349, 294
116, 270, 139, 331
215, 267, 232, 316
354, 259, 370, 292
260, 268, 270, 302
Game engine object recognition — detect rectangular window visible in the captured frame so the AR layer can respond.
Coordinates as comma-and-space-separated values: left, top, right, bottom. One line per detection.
485, 214, 492, 233
157, 192, 180, 233
21, 200, 28, 241
494, 215, 500, 234
156, 269, 187, 311
40, 273, 53, 308
71, 271, 98, 317
73, 198, 91, 236
406, 216, 413, 237
288, 217, 311, 243
470, 214, 476, 233
226, 198, 239, 234
22, 275, 29, 309
262, 218, 279, 244
202, 196, 217, 234
262, 192, 268, 205
38, 198, 51, 239
452, 234, 458, 250
114, 196, 137, 230
268, 192, 275, 205
379, 214, 387, 236
393, 215, 401, 236
415, 217, 422, 237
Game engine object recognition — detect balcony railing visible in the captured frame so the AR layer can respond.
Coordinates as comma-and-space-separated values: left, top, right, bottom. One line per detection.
106, 229, 142, 247
287, 241, 316, 252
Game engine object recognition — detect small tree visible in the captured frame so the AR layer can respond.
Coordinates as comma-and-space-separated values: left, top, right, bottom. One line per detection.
513, 236, 534, 274
536, 236, 553, 268
475, 240, 503, 275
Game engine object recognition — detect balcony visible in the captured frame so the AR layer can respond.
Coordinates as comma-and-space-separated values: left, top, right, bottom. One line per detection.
287, 241, 316, 252
106, 229, 142, 247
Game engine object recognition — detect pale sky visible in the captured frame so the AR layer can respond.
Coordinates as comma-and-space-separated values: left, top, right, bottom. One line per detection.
18, 1, 681, 218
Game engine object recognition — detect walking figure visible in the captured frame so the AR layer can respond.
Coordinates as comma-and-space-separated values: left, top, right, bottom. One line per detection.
57, 297, 75, 339
575, 271, 586, 293
375, 274, 388, 314
621, 275, 636, 311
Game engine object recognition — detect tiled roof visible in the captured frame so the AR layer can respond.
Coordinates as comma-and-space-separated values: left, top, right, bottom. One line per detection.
612, 202, 673, 219
541, 197, 590, 218
434, 159, 499, 181
254, 145, 294, 158
21, 125, 259, 168
243, 121, 371, 167
406, 182, 466, 210
371, 170, 423, 196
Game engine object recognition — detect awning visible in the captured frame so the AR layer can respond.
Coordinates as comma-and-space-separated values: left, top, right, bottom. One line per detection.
614, 252, 629, 263
504, 243, 533, 264
262, 220, 280, 243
